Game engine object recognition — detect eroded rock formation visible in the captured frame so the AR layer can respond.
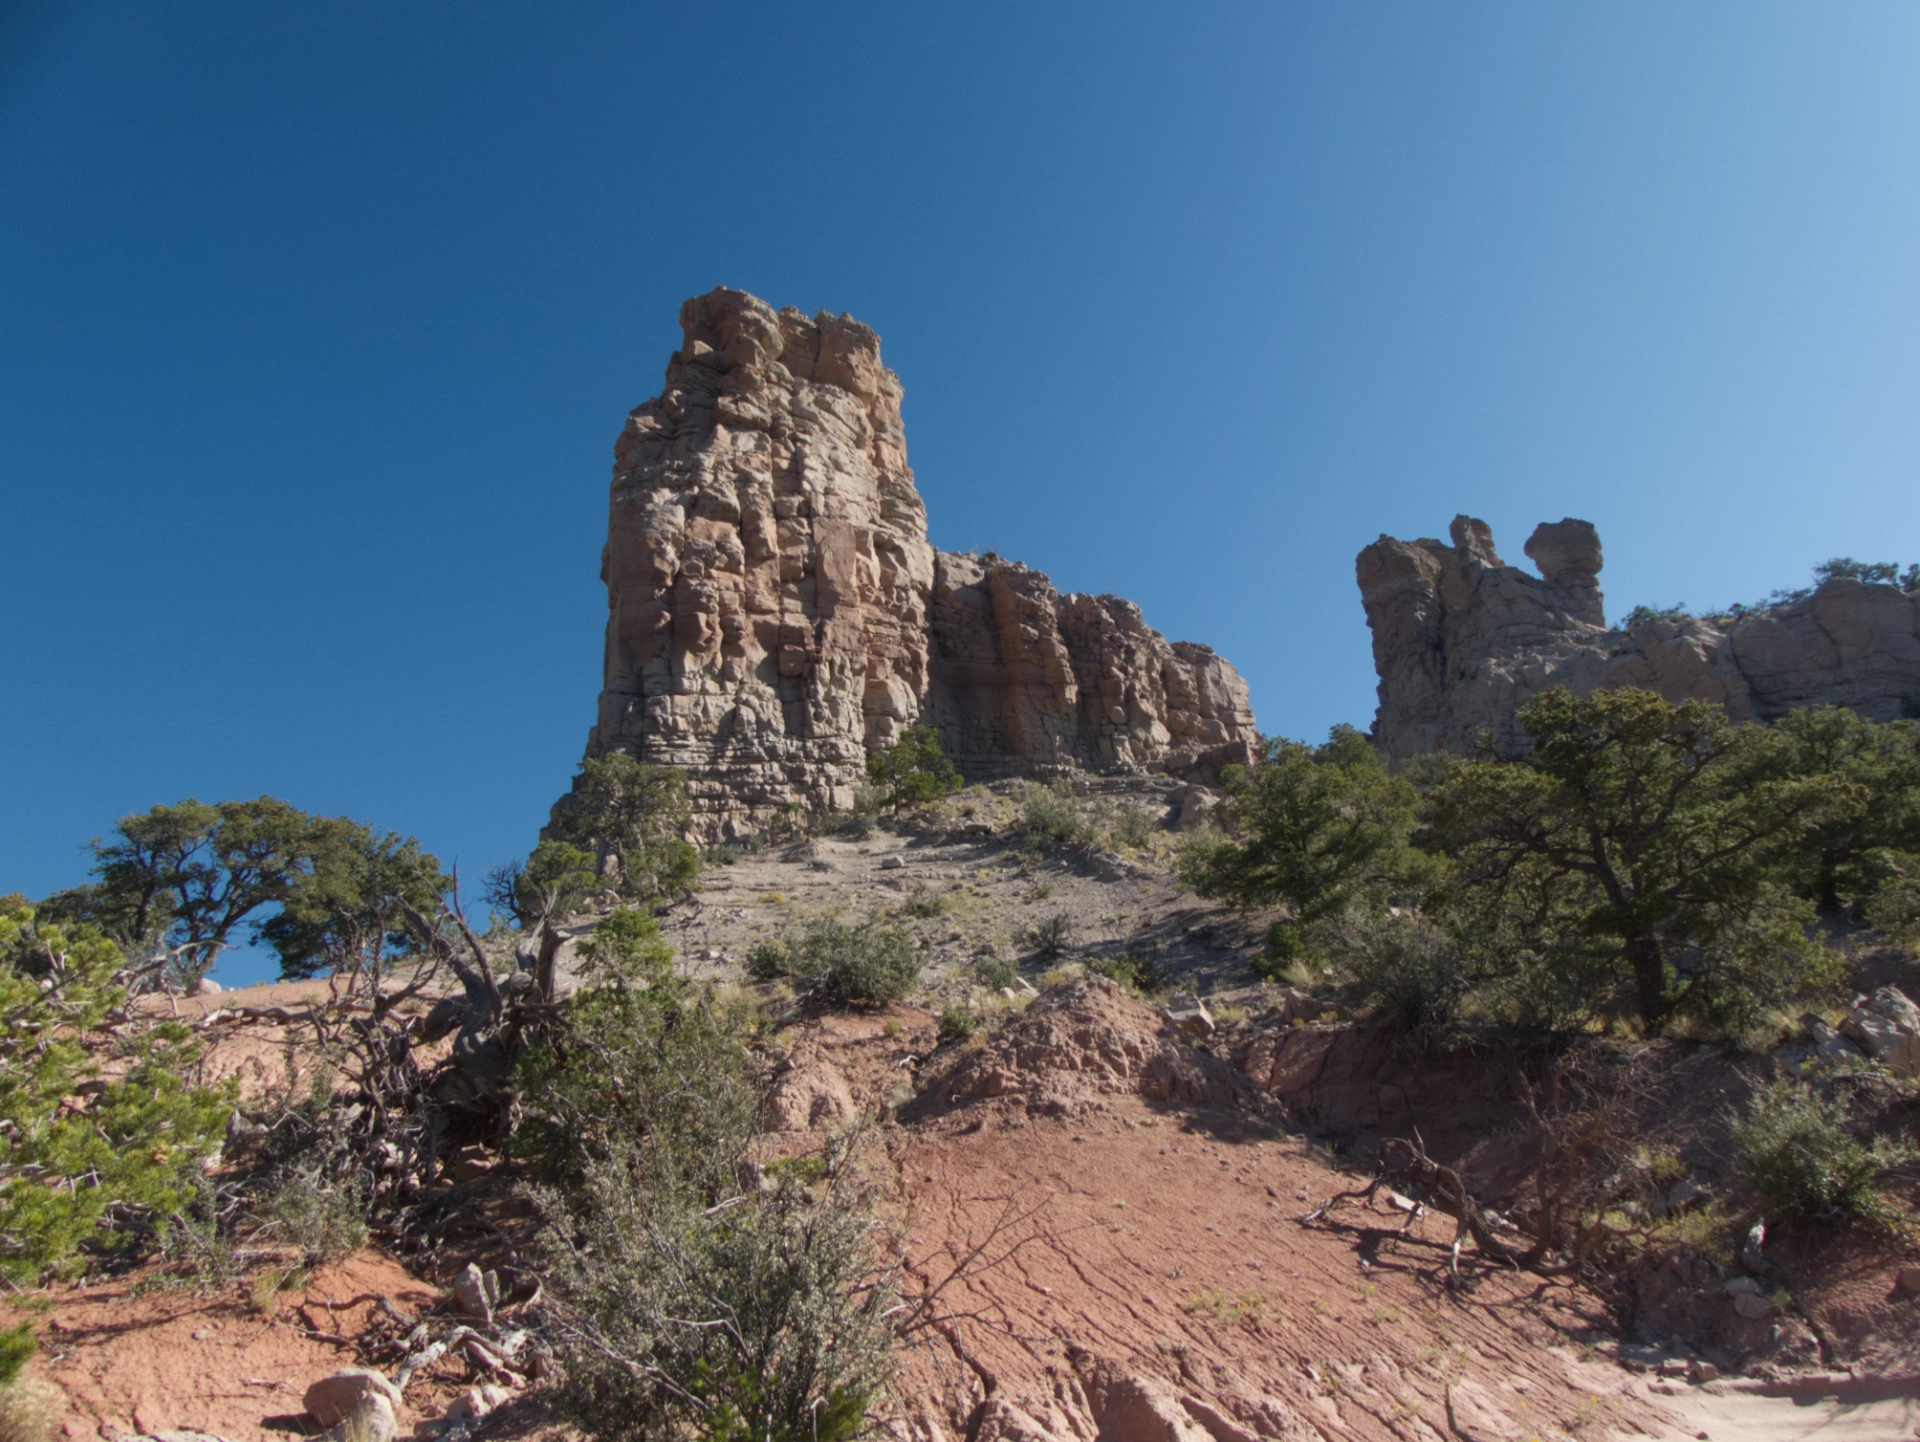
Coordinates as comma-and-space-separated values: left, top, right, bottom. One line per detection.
1360, 515, 1920, 758
579, 288, 1257, 835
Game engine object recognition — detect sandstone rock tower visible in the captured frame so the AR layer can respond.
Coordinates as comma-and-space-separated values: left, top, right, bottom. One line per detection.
579, 288, 1258, 836
1360, 515, 1920, 759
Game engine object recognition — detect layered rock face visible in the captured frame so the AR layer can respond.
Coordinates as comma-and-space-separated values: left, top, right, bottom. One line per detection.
581, 288, 1257, 835
1360, 515, 1920, 759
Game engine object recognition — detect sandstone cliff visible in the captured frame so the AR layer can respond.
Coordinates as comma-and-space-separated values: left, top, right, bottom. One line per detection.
1359, 515, 1920, 758
578, 288, 1257, 836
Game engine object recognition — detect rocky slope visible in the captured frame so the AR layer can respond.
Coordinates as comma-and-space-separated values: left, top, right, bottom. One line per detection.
576, 288, 1257, 837
1359, 515, 1920, 758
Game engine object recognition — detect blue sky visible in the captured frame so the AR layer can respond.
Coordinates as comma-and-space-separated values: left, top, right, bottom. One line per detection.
5, 4, 1919, 983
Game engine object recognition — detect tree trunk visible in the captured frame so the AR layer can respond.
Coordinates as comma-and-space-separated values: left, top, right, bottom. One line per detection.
1625, 934, 1668, 1029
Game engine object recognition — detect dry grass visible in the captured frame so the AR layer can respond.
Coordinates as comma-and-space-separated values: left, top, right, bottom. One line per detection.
0, 1379, 61, 1442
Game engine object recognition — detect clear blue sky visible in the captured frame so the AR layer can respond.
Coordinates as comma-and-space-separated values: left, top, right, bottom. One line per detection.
6, 4, 1919, 983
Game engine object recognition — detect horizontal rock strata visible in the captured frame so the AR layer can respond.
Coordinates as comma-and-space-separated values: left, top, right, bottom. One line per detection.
576, 288, 1257, 836
1360, 515, 1920, 758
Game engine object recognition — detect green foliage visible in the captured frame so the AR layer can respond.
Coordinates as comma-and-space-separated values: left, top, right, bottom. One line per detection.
1012, 782, 1093, 850
47, 797, 347, 988
975, 957, 1018, 990
1179, 725, 1427, 975
937, 1006, 977, 1043
0, 1323, 34, 1389
1732, 1079, 1914, 1228
1426, 689, 1857, 1032
1621, 603, 1690, 629
1090, 944, 1169, 994
1318, 911, 1468, 1029
749, 919, 920, 1007
865, 725, 962, 812
259, 823, 447, 981
0, 896, 229, 1285
255, 1163, 369, 1267
1813, 557, 1919, 589
1771, 708, 1920, 914
1865, 863, 1920, 940
523, 913, 892, 1442
1020, 913, 1072, 960
485, 839, 598, 929
900, 886, 950, 919
549, 753, 700, 908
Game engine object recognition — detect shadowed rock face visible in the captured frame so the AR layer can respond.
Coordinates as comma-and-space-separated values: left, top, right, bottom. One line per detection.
576, 288, 1258, 836
1359, 515, 1920, 759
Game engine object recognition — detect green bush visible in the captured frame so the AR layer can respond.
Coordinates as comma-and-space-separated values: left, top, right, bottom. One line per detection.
900, 887, 951, 919
754, 919, 921, 1007
1020, 913, 1073, 960
1865, 863, 1920, 940
548, 753, 699, 908
523, 918, 893, 1442
255, 1163, 368, 1266
1320, 911, 1468, 1029
866, 726, 961, 812
1091, 945, 1169, 995
937, 1006, 977, 1043
975, 957, 1018, 990
1012, 782, 1092, 850
1732, 1079, 1914, 1228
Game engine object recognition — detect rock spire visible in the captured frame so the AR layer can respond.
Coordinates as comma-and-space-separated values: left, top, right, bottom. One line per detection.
577, 288, 1258, 836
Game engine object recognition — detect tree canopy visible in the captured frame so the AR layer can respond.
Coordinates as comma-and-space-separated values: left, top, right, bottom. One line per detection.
865, 725, 961, 812
547, 754, 699, 908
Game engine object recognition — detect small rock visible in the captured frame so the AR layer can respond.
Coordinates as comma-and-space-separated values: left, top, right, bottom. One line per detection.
332, 1395, 396, 1442
1733, 1291, 1775, 1320
1665, 1180, 1712, 1213
1164, 994, 1215, 1038
192, 977, 222, 996
1689, 1360, 1719, 1383
1723, 1276, 1762, 1296
879, 856, 905, 870
1656, 1359, 1691, 1378
1898, 1264, 1920, 1295
444, 1384, 513, 1421
451, 1262, 499, 1322
304, 1370, 402, 1428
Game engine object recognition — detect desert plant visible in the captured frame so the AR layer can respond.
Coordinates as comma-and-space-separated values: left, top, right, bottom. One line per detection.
525, 929, 893, 1442
1020, 913, 1073, 960
0, 1373, 59, 1442
754, 919, 921, 1007
1090, 945, 1168, 994
1320, 911, 1469, 1029
900, 887, 951, 919
1429, 689, 1859, 1031
1012, 782, 1092, 851
937, 1006, 978, 1043
866, 726, 962, 812
1732, 1079, 1914, 1228
1099, 801, 1158, 850
255, 1164, 369, 1266
1179, 725, 1428, 973
547, 752, 699, 908
975, 957, 1018, 990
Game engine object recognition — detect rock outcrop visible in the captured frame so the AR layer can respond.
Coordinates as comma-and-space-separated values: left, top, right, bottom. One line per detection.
577, 287, 1257, 836
1360, 515, 1920, 759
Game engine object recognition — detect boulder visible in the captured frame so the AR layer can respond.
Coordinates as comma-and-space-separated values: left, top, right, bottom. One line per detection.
1841, 987, 1920, 1077
333, 1394, 396, 1442
304, 1369, 402, 1428
1164, 994, 1215, 1038
451, 1262, 499, 1322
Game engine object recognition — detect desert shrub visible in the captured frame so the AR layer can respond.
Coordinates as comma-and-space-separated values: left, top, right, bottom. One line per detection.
900, 887, 950, 919
1864, 864, 1920, 941
0, 896, 229, 1285
757, 919, 920, 1007
937, 1006, 977, 1043
0, 1373, 59, 1442
1020, 913, 1073, 960
255, 1163, 368, 1266
975, 957, 1018, 990
1098, 801, 1158, 850
526, 934, 893, 1442
1013, 782, 1092, 851
547, 753, 699, 908
1732, 1079, 1914, 1228
1179, 725, 1427, 972
1090, 944, 1169, 994
866, 726, 962, 812
1320, 912, 1469, 1029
